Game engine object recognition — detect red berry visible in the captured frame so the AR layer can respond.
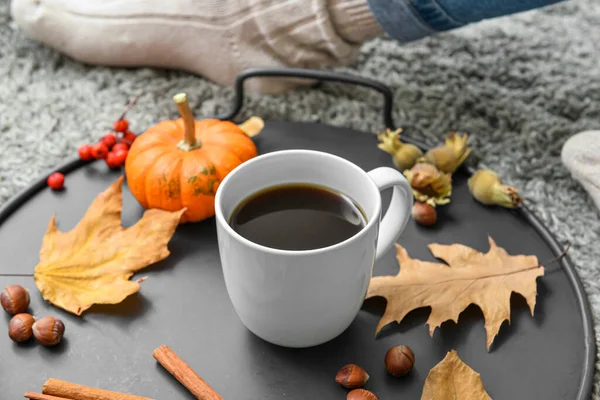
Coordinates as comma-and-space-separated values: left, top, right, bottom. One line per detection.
91, 142, 109, 159
101, 133, 117, 149
112, 142, 129, 153
105, 149, 128, 169
112, 149, 129, 166
123, 130, 136, 144
105, 152, 120, 169
113, 119, 129, 133
47, 172, 65, 190
78, 144, 93, 161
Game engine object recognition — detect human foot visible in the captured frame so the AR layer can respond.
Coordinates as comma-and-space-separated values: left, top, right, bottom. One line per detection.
10, 0, 381, 93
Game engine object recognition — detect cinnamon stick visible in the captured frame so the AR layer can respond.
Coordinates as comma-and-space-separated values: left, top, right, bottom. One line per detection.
24, 393, 69, 400
153, 345, 223, 400
42, 379, 154, 400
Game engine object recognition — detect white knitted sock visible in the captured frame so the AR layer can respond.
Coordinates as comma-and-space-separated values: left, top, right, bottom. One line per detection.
10, 0, 382, 93
562, 130, 600, 211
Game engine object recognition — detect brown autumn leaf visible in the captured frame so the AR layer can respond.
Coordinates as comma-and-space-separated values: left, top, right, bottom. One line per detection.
34, 176, 185, 315
238, 116, 264, 137
366, 237, 544, 350
421, 350, 492, 400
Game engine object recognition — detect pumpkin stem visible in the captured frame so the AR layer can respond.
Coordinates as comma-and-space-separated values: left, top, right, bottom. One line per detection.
173, 93, 201, 151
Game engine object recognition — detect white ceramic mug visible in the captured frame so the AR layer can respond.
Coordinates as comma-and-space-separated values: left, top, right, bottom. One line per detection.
215, 150, 413, 348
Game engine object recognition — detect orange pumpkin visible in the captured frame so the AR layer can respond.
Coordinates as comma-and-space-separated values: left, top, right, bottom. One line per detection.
125, 93, 259, 223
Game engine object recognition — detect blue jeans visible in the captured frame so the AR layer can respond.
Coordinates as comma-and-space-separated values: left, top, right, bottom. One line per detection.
367, 0, 566, 42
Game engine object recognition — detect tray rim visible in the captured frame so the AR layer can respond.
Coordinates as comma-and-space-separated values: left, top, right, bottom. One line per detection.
0, 122, 595, 400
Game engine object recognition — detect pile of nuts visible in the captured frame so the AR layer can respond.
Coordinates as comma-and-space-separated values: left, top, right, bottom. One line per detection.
1, 285, 65, 346
378, 129, 524, 227
335, 345, 415, 399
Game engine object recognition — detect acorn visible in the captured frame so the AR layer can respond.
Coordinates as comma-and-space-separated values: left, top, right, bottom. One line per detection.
468, 169, 522, 208
1, 285, 30, 315
335, 364, 369, 389
347, 388, 378, 400
32, 316, 65, 346
8, 313, 35, 343
377, 128, 423, 171
384, 345, 415, 377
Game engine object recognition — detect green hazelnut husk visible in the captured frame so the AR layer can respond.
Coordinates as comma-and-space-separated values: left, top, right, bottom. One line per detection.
378, 128, 423, 171
424, 132, 472, 173
404, 163, 452, 206
468, 169, 523, 208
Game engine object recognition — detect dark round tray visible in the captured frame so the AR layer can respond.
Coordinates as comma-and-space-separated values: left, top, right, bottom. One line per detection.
0, 69, 594, 399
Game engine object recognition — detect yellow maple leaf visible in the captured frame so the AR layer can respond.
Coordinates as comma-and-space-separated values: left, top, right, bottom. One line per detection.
366, 237, 544, 350
34, 176, 185, 315
421, 350, 492, 400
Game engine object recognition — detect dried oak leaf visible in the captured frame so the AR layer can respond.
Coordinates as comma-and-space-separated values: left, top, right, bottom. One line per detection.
34, 176, 185, 315
421, 350, 491, 400
237, 116, 265, 137
366, 237, 543, 350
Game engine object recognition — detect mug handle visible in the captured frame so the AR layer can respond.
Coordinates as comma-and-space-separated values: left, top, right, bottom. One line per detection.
367, 167, 413, 261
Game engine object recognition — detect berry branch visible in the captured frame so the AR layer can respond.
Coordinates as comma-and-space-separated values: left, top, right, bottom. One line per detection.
47, 94, 142, 191
116, 94, 141, 122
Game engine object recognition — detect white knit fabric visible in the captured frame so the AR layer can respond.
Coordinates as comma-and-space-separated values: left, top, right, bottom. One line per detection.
10, 0, 382, 93
562, 130, 600, 211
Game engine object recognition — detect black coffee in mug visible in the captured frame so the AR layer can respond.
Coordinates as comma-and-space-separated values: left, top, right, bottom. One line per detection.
229, 184, 367, 251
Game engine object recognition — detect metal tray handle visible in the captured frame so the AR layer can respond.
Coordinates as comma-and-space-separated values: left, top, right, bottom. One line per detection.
219, 67, 396, 130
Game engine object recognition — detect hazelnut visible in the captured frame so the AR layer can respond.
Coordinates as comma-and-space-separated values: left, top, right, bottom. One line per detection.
412, 202, 437, 226
347, 389, 378, 400
384, 345, 415, 377
32, 316, 65, 346
335, 364, 369, 389
8, 313, 35, 343
0, 285, 30, 315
